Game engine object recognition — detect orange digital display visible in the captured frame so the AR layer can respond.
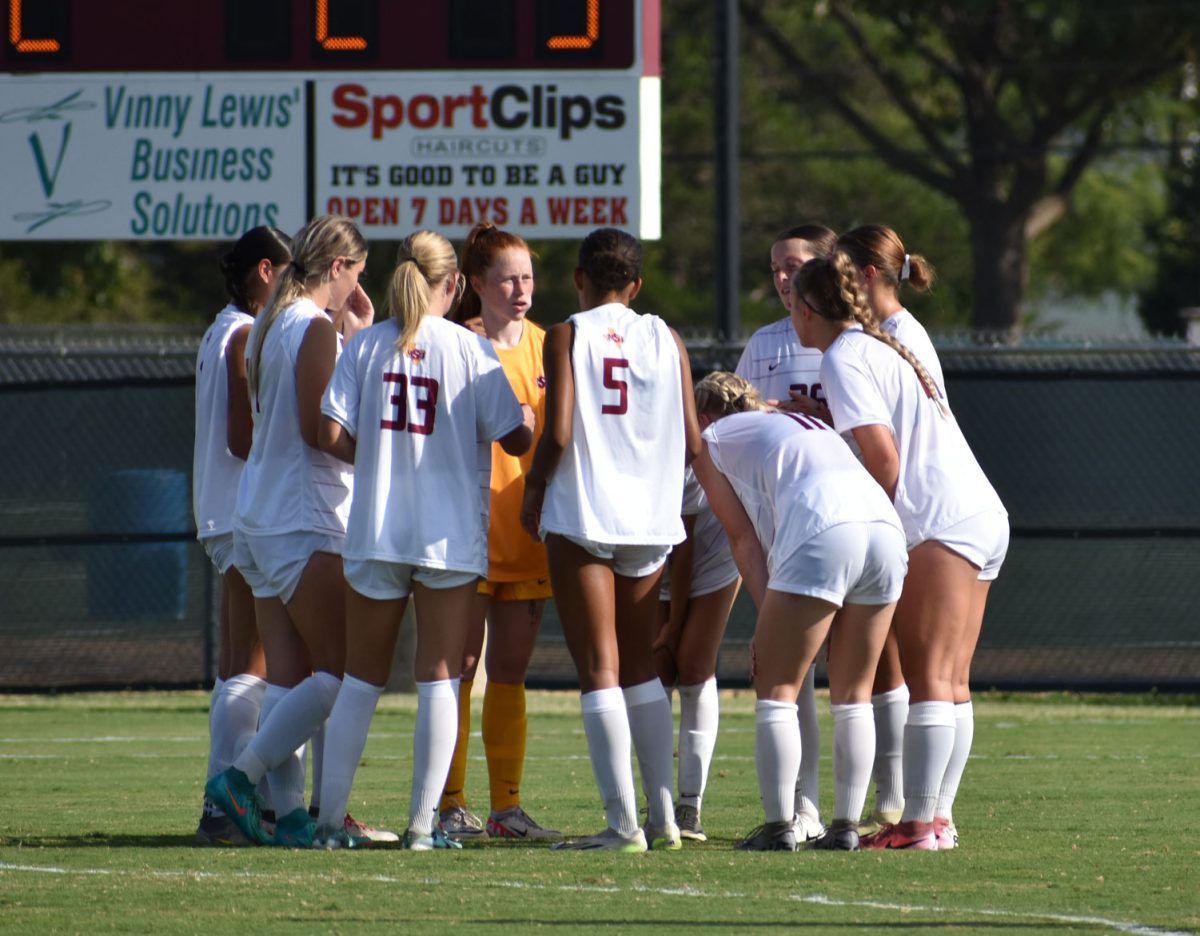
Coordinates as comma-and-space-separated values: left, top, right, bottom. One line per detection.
315, 0, 368, 54
546, 0, 601, 51
2, 0, 637, 71
8, 0, 59, 53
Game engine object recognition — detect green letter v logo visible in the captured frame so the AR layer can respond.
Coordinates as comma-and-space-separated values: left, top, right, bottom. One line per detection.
29, 123, 72, 198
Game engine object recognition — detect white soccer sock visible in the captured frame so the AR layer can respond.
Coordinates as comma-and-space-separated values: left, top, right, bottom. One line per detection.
677, 678, 718, 810
901, 700, 956, 823
794, 665, 821, 820
872, 683, 909, 816
756, 699, 800, 824
830, 702, 874, 823
580, 687, 639, 836
210, 674, 265, 778
209, 676, 226, 739
235, 672, 341, 816
317, 674, 384, 834
202, 678, 227, 815
623, 678, 675, 828
409, 678, 460, 835
205, 677, 226, 784
309, 718, 325, 816
256, 683, 295, 814
935, 700, 975, 821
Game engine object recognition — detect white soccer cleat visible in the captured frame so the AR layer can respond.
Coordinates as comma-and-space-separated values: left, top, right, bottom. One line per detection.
552, 827, 648, 853
643, 818, 683, 851
343, 813, 400, 845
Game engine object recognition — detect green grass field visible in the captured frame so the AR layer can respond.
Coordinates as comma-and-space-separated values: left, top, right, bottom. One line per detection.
0, 690, 1196, 934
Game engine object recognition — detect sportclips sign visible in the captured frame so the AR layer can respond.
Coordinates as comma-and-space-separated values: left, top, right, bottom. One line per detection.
0, 73, 660, 240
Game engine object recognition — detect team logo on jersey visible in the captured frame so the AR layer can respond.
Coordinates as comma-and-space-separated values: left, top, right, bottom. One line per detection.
537, 374, 546, 388
604, 328, 624, 345
408, 347, 426, 363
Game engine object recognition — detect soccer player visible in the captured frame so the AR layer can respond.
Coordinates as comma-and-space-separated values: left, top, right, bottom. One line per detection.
832, 224, 946, 837
653, 466, 740, 843
734, 223, 838, 841
833, 225, 994, 848
737, 224, 838, 412
314, 230, 532, 850
193, 226, 290, 845
521, 228, 701, 852
206, 215, 381, 847
437, 223, 562, 843
792, 250, 1008, 849
692, 372, 907, 851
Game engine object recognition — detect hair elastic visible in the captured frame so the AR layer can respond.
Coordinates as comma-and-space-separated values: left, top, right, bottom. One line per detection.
290, 259, 308, 278
900, 254, 911, 282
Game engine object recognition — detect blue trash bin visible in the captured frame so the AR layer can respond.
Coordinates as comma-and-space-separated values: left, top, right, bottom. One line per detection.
87, 469, 190, 620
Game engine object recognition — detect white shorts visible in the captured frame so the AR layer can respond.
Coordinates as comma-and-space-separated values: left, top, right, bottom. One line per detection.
201, 532, 236, 576
769, 521, 908, 607
343, 558, 478, 601
660, 551, 739, 601
556, 534, 672, 578
233, 529, 344, 603
660, 512, 739, 601
931, 510, 1009, 581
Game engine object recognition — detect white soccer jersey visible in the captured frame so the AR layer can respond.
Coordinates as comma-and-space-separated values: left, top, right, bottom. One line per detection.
193, 305, 252, 541
234, 298, 353, 538
820, 327, 1005, 548
735, 317, 825, 403
661, 467, 738, 599
880, 308, 946, 399
323, 315, 524, 575
541, 303, 686, 545
702, 410, 902, 578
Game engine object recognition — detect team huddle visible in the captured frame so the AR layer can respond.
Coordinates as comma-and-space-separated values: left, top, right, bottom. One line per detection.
193, 216, 1006, 852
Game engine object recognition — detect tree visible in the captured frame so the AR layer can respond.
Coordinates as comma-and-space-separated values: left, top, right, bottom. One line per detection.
1139, 99, 1200, 336
739, 0, 1200, 338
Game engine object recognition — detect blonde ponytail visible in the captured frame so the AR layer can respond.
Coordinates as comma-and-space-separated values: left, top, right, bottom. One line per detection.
247, 215, 366, 398
389, 230, 460, 352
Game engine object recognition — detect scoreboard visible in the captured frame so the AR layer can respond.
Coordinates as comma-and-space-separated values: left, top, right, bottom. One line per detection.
0, 0, 661, 239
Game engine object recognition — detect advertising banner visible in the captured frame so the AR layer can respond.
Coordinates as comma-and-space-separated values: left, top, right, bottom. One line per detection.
0, 71, 659, 241
313, 73, 658, 239
0, 75, 307, 239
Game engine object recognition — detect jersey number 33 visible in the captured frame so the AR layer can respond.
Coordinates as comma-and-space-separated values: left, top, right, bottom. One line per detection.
381, 372, 439, 435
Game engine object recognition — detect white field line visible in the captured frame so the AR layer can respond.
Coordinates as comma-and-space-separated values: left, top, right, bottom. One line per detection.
0, 736, 202, 744
0, 861, 1190, 936
796, 894, 1193, 936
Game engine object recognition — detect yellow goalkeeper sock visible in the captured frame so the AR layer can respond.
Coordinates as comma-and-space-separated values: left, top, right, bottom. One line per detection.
483, 680, 527, 813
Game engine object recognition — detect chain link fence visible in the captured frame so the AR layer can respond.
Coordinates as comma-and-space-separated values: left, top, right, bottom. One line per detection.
2, 326, 1197, 691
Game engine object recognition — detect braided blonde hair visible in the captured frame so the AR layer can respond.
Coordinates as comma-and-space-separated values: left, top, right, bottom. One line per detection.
694, 371, 770, 420
794, 254, 949, 417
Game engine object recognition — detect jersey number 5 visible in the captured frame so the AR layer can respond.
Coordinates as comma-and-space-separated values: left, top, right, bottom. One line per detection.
601, 357, 629, 415
381, 373, 439, 434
